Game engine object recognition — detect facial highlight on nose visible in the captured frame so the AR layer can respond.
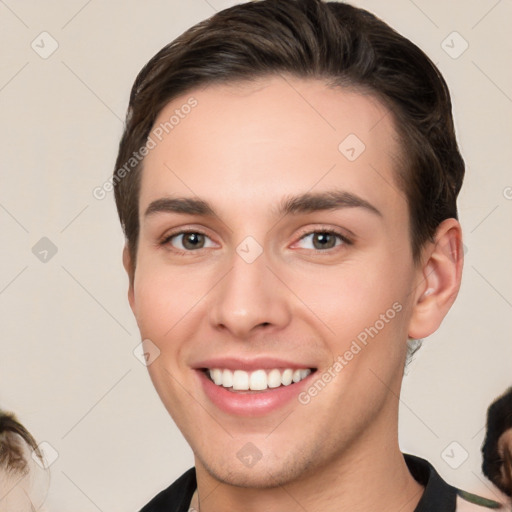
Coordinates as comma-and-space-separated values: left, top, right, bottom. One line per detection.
208, 249, 291, 338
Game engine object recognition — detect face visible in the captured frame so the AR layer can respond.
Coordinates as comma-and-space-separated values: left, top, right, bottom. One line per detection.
128, 76, 423, 488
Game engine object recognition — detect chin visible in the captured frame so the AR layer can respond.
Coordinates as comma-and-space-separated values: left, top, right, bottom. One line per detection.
210, 466, 296, 489
197, 447, 316, 490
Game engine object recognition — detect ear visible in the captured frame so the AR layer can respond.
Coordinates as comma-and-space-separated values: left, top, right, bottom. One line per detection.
408, 218, 464, 339
123, 244, 136, 313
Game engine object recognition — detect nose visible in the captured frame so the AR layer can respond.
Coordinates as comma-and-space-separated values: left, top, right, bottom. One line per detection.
208, 249, 292, 339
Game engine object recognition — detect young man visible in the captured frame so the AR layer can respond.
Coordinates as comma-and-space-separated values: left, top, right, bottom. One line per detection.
112, 1, 501, 510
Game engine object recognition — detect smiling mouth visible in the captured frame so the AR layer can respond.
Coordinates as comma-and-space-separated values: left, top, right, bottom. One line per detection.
203, 367, 316, 392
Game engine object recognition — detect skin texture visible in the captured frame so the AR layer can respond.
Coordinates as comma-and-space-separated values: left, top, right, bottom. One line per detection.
125, 75, 463, 512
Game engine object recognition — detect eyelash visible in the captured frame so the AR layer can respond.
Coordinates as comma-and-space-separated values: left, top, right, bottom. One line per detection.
159, 226, 353, 255
293, 227, 353, 253
159, 229, 212, 256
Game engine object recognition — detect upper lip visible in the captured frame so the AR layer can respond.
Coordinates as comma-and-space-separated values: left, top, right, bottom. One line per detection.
192, 357, 316, 372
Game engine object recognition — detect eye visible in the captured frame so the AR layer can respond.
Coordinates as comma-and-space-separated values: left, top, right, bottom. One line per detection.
164, 231, 216, 251
295, 230, 349, 251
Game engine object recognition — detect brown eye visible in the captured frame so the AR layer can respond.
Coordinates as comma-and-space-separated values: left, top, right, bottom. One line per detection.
312, 232, 337, 249
168, 232, 214, 251
297, 231, 346, 251
182, 233, 205, 249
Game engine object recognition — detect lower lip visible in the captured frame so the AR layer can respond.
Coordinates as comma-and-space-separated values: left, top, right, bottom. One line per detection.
197, 370, 314, 417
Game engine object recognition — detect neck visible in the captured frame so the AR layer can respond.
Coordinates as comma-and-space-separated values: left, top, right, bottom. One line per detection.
193, 413, 424, 512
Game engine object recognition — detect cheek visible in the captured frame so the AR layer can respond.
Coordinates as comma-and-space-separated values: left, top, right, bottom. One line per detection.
133, 267, 204, 418
288, 256, 412, 343
132, 263, 207, 339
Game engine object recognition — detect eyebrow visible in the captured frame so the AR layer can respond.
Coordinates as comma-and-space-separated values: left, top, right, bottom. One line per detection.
275, 190, 382, 217
144, 190, 382, 219
145, 197, 214, 217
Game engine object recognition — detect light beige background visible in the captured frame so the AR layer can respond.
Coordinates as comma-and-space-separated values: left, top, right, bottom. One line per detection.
0, 1, 510, 510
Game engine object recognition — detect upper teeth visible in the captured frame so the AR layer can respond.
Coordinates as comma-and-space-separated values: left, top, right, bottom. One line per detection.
208, 368, 311, 391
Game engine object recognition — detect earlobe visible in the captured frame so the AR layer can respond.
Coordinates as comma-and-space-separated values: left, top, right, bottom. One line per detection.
408, 218, 464, 340
122, 245, 136, 313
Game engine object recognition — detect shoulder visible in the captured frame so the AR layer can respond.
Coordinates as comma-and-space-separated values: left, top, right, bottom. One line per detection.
139, 468, 196, 512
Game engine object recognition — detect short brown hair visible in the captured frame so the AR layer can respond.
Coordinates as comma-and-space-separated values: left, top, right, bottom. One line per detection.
0, 410, 41, 475
113, 0, 464, 269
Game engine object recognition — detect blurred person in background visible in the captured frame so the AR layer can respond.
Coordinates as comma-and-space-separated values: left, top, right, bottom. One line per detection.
482, 387, 512, 510
0, 410, 50, 512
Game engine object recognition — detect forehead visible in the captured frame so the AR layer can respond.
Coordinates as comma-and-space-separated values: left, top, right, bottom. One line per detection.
139, 75, 405, 218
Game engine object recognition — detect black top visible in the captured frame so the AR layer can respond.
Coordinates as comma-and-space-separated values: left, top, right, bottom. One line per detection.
139, 453, 502, 511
